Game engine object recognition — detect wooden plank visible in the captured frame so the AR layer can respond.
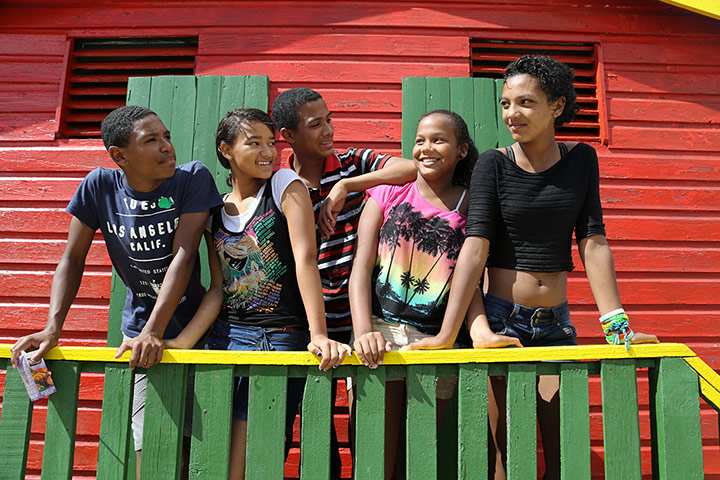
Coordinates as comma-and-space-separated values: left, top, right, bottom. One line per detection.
0, 34, 66, 55
198, 59, 468, 83
610, 125, 720, 152
0, 114, 57, 141
127, 76, 151, 107
506, 363, 536, 479
0, 91, 58, 113
190, 364, 233, 479
0, 177, 92, 202
41, 361, 80, 480
96, 364, 133, 480
147, 75, 176, 133
401, 77, 426, 159
0, 271, 111, 300
607, 97, 720, 124
600, 359, 642, 479
494, 79, 514, 147
246, 365, 288, 480
449, 77, 474, 144
472, 78, 499, 152
353, 366, 386, 479
605, 69, 720, 96
243, 75, 270, 112
651, 357, 704, 479
604, 41, 720, 66
406, 365, 437, 479
600, 184, 720, 211
457, 364, 488, 479
193, 75, 225, 193
559, 363, 591, 480
0, 240, 108, 266
0, 146, 113, 173
0, 365, 33, 479
0, 343, 698, 365
300, 368, 332, 480
168, 76, 197, 167
140, 363, 189, 480
200, 33, 468, 57
425, 77, 450, 113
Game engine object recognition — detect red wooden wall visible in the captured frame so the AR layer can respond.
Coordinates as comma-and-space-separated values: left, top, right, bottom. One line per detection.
1, 1, 719, 478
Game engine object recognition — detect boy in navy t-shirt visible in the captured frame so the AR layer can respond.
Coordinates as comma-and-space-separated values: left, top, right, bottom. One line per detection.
11, 105, 223, 460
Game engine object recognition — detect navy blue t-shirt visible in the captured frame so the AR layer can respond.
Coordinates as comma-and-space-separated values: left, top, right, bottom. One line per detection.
66, 161, 223, 339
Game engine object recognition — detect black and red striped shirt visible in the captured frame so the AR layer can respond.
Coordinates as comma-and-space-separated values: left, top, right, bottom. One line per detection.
288, 148, 390, 337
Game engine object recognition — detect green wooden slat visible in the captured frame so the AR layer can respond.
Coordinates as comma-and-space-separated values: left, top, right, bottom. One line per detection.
0, 366, 33, 479
246, 366, 288, 480
194, 76, 226, 193
107, 268, 126, 348
426, 77, 450, 112
169, 76, 198, 166
218, 76, 246, 120
244, 75, 270, 112
41, 361, 80, 480
600, 359, 642, 479
457, 364, 488, 479
652, 357, 704, 479
472, 78, 498, 151
189, 364, 234, 479
406, 365, 437, 479
449, 77, 475, 139
559, 363, 591, 480
401, 77, 427, 158
437, 390, 458, 480
140, 364, 189, 480
506, 363, 536, 480
127, 76, 151, 107
494, 78, 514, 147
354, 367, 386, 480
148, 75, 176, 132
300, 368, 332, 480
96, 365, 135, 480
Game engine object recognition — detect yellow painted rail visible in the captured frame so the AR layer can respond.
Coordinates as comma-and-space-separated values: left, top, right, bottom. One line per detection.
0, 343, 717, 479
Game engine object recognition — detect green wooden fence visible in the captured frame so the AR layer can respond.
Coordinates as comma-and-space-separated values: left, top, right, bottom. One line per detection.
0, 344, 715, 479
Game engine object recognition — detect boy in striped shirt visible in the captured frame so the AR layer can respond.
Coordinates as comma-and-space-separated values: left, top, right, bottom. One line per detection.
272, 87, 415, 477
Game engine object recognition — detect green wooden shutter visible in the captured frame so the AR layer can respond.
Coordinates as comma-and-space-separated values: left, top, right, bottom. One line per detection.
401, 76, 503, 160
106, 74, 269, 347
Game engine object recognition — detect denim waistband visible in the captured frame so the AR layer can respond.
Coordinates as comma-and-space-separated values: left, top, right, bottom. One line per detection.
484, 293, 569, 327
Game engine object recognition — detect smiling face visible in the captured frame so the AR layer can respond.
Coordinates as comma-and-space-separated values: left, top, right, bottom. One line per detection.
282, 98, 334, 162
501, 73, 565, 144
220, 120, 277, 182
412, 113, 468, 185
110, 114, 176, 192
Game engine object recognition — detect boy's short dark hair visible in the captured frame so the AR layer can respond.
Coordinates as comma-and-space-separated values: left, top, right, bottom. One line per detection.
271, 88, 323, 131
101, 105, 157, 150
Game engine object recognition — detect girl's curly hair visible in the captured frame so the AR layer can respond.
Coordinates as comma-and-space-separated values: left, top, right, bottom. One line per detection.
505, 55, 578, 127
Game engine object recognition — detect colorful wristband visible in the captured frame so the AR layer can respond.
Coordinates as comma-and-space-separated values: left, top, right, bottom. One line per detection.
600, 312, 635, 350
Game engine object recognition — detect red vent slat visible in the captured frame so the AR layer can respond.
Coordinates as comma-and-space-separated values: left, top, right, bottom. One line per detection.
471, 39, 600, 142
60, 37, 197, 139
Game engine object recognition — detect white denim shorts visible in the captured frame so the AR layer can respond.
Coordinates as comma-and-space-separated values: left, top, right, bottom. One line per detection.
348, 316, 458, 400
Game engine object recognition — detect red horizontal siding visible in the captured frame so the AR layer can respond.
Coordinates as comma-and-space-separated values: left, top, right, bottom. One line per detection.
1, 0, 719, 478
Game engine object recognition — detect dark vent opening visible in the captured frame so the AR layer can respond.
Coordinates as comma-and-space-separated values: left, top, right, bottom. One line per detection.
60, 37, 198, 139
471, 40, 600, 143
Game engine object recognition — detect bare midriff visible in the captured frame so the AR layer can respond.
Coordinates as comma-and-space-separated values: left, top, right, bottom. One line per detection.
487, 267, 568, 308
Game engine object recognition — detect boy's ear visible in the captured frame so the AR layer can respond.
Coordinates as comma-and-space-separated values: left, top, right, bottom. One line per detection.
279, 127, 295, 145
108, 146, 127, 167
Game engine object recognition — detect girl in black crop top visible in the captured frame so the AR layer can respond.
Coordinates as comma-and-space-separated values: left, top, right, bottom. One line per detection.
428, 56, 658, 479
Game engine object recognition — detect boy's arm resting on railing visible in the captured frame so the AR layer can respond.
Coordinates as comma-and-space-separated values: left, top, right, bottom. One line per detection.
283, 180, 351, 371
578, 234, 658, 345
115, 209, 210, 370
318, 157, 416, 238
163, 231, 223, 350
349, 197, 392, 368
11, 217, 96, 367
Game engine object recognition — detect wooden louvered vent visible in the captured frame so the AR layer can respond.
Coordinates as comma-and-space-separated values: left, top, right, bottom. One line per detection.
471, 40, 600, 143
60, 37, 198, 138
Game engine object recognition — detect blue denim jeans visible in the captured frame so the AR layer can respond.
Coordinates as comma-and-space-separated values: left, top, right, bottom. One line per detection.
484, 294, 577, 347
205, 320, 309, 427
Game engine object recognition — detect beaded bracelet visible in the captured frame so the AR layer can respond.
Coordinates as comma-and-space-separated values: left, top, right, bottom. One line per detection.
599, 309, 635, 350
